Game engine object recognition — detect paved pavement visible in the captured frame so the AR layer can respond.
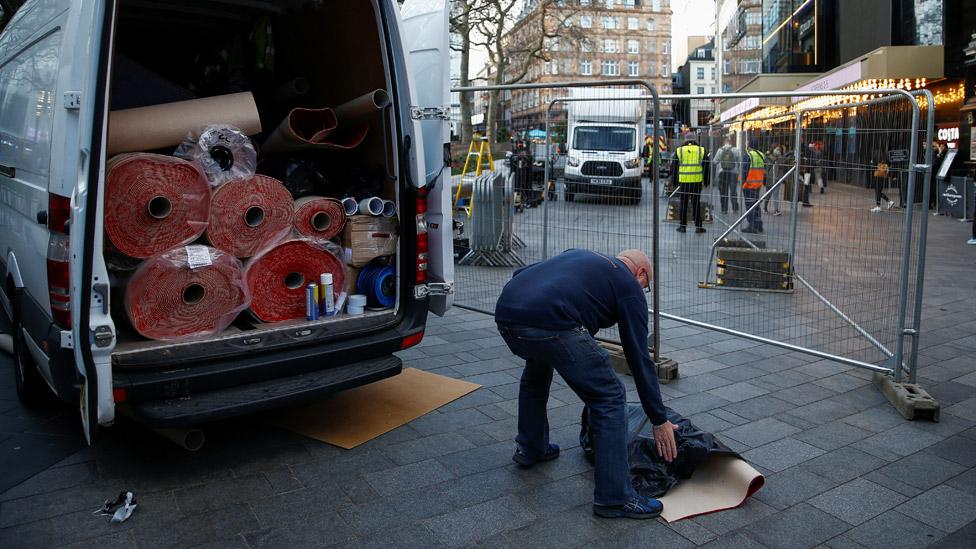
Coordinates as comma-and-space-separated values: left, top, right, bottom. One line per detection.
0, 198, 974, 547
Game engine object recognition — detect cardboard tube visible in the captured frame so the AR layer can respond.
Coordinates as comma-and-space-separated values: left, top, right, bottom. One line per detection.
333, 89, 391, 121
108, 92, 262, 155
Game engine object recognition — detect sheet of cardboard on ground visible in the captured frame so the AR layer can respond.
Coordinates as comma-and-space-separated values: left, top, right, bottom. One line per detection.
658, 454, 765, 522
269, 368, 481, 449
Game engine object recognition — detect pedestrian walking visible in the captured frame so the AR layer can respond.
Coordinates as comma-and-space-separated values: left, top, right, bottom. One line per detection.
741, 145, 765, 233
810, 142, 826, 194
799, 144, 815, 207
672, 133, 709, 233
714, 140, 740, 214
495, 249, 678, 519
765, 143, 785, 216
872, 159, 894, 212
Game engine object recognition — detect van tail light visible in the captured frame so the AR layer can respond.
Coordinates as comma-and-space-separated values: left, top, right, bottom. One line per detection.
47, 195, 71, 328
401, 331, 424, 349
416, 197, 428, 284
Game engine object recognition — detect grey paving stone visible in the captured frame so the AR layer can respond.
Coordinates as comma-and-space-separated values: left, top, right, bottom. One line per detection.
489, 382, 521, 400
794, 422, 875, 451
450, 357, 520, 378
687, 412, 736, 433
666, 392, 731, 416
262, 465, 303, 494
785, 398, 863, 424
925, 381, 976, 407
946, 467, 976, 496
742, 438, 826, 472
699, 532, 768, 549
463, 371, 521, 387
945, 397, 976, 422
808, 478, 908, 526
245, 514, 356, 549
801, 447, 888, 484
827, 386, 889, 413
721, 394, 795, 421
772, 383, 842, 407
896, 485, 976, 533
857, 423, 946, 458
593, 519, 695, 549
423, 494, 537, 546
925, 435, 976, 467
0, 461, 97, 502
691, 497, 776, 535
842, 405, 908, 433
813, 373, 871, 393
721, 417, 801, 448
872, 452, 968, 492
714, 365, 767, 382
290, 448, 396, 488
249, 480, 350, 528
754, 369, 817, 390
708, 381, 770, 403
330, 523, 440, 549
845, 509, 944, 549
435, 440, 512, 477
131, 503, 260, 549
668, 373, 732, 395
742, 503, 851, 548
502, 506, 608, 548
710, 408, 752, 426
64, 531, 139, 549
933, 520, 976, 549
363, 459, 455, 497
383, 432, 476, 465
436, 387, 506, 412
665, 518, 718, 545
515, 474, 594, 517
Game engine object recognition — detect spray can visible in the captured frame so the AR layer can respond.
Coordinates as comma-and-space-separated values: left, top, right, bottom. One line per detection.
320, 273, 335, 316
306, 283, 319, 320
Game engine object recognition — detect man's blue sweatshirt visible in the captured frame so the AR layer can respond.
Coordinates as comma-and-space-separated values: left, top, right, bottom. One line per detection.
495, 249, 667, 425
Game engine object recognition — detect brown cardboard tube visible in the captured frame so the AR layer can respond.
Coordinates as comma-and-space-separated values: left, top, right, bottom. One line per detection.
107, 92, 262, 155
333, 89, 391, 121
262, 107, 369, 154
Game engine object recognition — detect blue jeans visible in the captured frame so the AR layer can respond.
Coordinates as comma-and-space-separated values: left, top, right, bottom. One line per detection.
497, 323, 635, 506
743, 187, 762, 230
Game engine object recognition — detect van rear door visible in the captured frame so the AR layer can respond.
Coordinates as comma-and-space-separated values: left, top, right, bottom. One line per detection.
69, 0, 117, 443
400, 0, 453, 316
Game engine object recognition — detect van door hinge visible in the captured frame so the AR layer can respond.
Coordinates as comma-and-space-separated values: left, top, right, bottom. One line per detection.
411, 106, 451, 120
63, 92, 82, 110
414, 282, 454, 300
92, 325, 114, 348
60, 330, 74, 349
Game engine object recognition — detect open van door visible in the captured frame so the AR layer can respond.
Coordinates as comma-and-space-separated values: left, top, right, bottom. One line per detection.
400, 0, 453, 316
68, 0, 118, 443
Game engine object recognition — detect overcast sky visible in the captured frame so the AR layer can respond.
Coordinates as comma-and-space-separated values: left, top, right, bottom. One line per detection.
467, 0, 717, 77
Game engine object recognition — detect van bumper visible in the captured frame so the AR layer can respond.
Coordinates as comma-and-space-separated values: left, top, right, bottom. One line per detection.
565, 174, 642, 194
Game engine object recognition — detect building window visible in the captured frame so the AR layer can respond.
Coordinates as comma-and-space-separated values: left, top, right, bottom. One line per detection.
646, 18, 654, 31
550, 37, 560, 52
739, 59, 760, 74
581, 38, 592, 53
662, 41, 670, 54
605, 0, 614, 9
600, 16, 615, 29
580, 0, 591, 4
723, 83, 732, 92
710, 67, 715, 80
696, 67, 705, 79
627, 16, 639, 30
621, 0, 635, 6
601, 60, 620, 76
652, 0, 661, 11
661, 64, 669, 77
627, 39, 639, 54
744, 35, 760, 50
544, 61, 551, 75
563, 16, 573, 28
723, 59, 731, 75
628, 61, 639, 77
602, 38, 619, 53
647, 39, 657, 53
581, 60, 592, 75
580, 15, 592, 28
552, 60, 559, 75
745, 11, 761, 26
697, 86, 705, 94
647, 63, 658, 76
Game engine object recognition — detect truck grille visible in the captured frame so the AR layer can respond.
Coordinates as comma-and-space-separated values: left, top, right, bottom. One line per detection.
581, 161, 623, 177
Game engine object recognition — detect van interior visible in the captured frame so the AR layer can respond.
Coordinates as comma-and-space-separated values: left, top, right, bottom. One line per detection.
107, 0, 402, 366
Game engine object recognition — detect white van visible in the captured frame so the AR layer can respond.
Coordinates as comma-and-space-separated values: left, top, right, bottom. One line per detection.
0, 0, 454, 442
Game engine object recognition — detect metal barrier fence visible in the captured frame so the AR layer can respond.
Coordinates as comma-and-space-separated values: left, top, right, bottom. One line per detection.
450, 82, 933, 384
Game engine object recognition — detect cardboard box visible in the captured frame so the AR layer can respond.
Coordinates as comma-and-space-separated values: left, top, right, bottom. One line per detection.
342, 215, 398, 267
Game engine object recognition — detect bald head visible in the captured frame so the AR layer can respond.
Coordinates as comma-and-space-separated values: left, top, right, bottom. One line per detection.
616, 249, 652, 289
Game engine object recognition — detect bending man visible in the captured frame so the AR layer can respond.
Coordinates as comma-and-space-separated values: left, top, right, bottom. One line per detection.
495, 249, 678, 519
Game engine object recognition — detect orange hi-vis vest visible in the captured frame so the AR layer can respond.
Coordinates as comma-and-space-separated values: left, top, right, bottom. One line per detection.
744, 149, 765, 189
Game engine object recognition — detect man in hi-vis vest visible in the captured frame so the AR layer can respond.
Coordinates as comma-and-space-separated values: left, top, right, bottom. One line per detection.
672, 133, 709, 233
741, 145, 766, 233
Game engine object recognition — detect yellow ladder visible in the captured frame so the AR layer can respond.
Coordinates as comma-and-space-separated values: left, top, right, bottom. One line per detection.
454, 137, 494, 217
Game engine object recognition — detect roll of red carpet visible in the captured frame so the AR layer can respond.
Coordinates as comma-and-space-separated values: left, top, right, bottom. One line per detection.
293, 196, 346, 240
244, 239, 346, 322
205, 175, 294, 258
105, 154, 210, 259
125, 246, 250, 340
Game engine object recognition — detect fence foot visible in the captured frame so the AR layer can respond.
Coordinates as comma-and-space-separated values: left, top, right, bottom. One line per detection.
599, 342, 679, 384
873, 373, 940, 422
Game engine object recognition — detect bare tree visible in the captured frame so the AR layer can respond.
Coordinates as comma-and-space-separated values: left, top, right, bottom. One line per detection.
451, 0, 484, 146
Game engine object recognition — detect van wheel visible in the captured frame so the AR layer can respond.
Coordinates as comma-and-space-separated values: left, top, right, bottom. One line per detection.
12, 312, 49, 406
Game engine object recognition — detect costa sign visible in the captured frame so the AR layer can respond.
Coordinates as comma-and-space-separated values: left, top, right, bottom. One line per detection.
937, 125, 960, 142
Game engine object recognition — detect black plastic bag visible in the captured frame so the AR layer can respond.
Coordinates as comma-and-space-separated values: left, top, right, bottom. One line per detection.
580, 404, 737, 498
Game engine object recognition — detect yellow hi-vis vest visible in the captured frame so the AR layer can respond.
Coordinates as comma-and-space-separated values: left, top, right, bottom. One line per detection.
676, 144, 705, 184
744, 149, 766, 189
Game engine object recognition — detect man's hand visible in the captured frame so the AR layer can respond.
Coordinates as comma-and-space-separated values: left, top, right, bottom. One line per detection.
652, 420, 680, 463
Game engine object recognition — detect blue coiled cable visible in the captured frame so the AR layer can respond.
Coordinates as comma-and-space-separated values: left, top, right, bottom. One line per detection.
357, 264, 396, 308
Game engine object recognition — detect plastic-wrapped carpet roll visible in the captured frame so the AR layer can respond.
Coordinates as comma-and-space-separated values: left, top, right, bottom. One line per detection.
125, 246, 250, 340
293, 196, 346, 240
174, 125, 257, 186
244, 239, 346, 322
205, 175, 295, 258
356, 264, 396, 308
105, 153, 211, 259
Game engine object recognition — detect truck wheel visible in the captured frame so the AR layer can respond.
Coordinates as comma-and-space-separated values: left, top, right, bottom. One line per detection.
12, 311, 49, 406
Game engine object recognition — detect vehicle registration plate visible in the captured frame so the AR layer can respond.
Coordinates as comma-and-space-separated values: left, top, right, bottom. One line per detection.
590, 178, 613, 186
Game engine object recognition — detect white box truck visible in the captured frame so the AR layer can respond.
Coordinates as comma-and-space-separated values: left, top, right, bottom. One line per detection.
563, 87, 646, 204
0, 0, 453, 443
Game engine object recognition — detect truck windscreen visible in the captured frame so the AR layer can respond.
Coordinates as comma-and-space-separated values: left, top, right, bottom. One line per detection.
573, 127, 635, 152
